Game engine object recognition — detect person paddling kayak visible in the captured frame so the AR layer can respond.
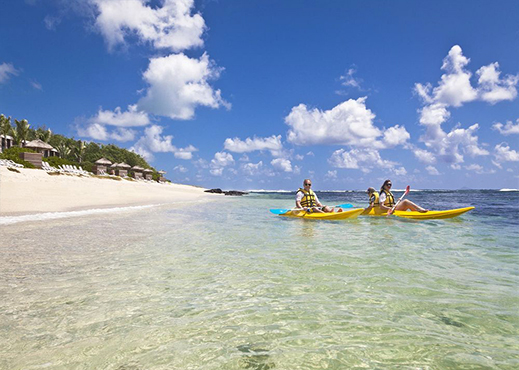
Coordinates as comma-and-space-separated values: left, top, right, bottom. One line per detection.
378, 179, 428, 213
364, 187, 379, 213
296, 179, 342, 213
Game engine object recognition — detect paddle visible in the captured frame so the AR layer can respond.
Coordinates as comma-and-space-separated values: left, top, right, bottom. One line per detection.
270, 203, 353, 215
387, 185, 410, 216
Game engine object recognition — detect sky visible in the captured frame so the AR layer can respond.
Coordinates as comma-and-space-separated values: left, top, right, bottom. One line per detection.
1, 0, 519, 190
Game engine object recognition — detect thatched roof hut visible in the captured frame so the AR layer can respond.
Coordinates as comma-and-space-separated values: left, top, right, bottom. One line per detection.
24, 139, 54, 150
24, 139, 55, 158
95, 157, 112, 165
118, 162, 131, 169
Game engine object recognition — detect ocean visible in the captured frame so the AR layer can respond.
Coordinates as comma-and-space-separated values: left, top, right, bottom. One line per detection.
1, 190, 518, 369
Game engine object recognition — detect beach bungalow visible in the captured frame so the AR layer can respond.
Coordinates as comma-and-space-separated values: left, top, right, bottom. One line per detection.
131, 165, 144, 179
115, 162, 131, 177
158, 170, 167, 182
24, 139, 57, 158
0, 134, 14, 153
143, 168, 153, 180
93, 157, 112, 175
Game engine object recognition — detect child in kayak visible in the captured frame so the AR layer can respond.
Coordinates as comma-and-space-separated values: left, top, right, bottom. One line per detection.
296, 179, 342, 213
379, 179, 428, 213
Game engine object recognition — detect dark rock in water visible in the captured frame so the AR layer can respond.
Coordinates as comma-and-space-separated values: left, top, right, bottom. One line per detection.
224, 190, 248, 196
204, 188, 248, 196
204, 188, 223, 194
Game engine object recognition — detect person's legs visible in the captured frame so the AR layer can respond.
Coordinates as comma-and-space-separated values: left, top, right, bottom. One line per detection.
395, 199, 428, 212
322, 206, 334, 213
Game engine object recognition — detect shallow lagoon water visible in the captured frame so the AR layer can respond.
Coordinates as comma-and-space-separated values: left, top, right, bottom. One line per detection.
1, 190, 518, 369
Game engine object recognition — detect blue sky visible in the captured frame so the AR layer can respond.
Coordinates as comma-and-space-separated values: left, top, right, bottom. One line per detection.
1, 0, 519, 190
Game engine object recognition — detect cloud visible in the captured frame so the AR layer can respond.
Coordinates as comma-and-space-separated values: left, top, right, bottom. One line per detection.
224, 135, 283, 156
174, 165, 188, 173
413, 45, 512, 165
325, 170, 337, 179
92, 0, 205, 52
271, 158, 293, 172
340, 67, 362, 89
465, 164, 484, 173
0, 63, 20, 84
77, 122, 136, 142
286, 98, 377, 147
425, 165, 440, 175
241, 161, 264, 176
494, 143, 519, 163
130, 124, 197, 161
477, 62, 518, 104
382, 125, 410, 147
493, 119, 519, 135
31, 80, 43, 91
412, 147, 436, 164
209, 151, 234, 176
328, 148, 399, 174
89, 105, 150, 127
138, 53, 228, 120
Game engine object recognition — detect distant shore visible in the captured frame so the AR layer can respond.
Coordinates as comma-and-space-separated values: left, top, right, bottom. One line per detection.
0, 167, 215, 216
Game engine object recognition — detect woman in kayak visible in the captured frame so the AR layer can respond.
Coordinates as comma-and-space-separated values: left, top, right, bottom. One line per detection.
296, 179, 342, 213
379, 179, 428, 213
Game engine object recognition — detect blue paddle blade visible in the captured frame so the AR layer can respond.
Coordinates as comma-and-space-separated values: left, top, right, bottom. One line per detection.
270, 209, 290, 214
336, 203, 353, 208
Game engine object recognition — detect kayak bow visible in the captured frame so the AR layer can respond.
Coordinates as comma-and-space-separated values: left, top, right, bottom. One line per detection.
278, 208, 364, 220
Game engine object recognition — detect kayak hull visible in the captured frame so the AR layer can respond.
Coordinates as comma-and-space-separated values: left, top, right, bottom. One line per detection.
280, 208, 364, 220
362, 206, 475, 220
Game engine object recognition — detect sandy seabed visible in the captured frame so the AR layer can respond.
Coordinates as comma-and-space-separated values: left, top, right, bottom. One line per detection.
0, 167, 213, 216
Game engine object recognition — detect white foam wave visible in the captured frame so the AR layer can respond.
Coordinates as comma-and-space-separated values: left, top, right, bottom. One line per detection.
499, 188, 519, 192
248, 189, 292, 193
0, 204, 158, 226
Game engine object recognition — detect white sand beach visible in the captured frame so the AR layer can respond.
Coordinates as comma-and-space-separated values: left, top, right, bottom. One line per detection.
0, 167, 213, 215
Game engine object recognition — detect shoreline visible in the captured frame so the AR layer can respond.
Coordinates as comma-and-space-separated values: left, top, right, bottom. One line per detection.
0, 167, 216, 216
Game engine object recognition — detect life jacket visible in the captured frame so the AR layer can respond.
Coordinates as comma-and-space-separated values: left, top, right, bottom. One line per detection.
297, 188, 317, 207
369, 191, 380, 206
381, 189, 395, 207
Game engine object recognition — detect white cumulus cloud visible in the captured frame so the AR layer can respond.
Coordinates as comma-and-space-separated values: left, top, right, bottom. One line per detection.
493, 119, 519, 136
224, 135, 283, 156
425, 165, 440, 175
413, 45, 512, 165
271, 158, 293, 173
209, 151, 234, 176
130, 124, 197, 161
328, 148, 399, 174
241, 161, 263, 176
286, 97, 408, 149
138, 53, 228, 120
92, 0, 205, 52
89, 105, 150, 127
494, 143, 519, 163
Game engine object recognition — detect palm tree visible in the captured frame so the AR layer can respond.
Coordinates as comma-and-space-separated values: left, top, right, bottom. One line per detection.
74, 140, 86, 163
14, 119, 30, 147
55, 142, 70, 158
36, 127, 52, 143
0, 114, 13, 151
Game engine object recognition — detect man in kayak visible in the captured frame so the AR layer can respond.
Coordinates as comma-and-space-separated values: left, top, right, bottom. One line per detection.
296, 179, 341, 213
378, 179, 428, 213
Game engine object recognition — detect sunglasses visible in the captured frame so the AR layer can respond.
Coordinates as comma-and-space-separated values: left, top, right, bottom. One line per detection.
304, 183, 312, 186
386, 183, 392, 187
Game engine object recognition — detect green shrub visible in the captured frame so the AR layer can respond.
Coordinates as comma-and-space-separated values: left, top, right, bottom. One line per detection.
43, 156, 76, 167
0, 147, 36, 168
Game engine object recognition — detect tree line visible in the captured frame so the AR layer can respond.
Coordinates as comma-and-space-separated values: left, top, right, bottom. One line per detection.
0, 114, 159, 178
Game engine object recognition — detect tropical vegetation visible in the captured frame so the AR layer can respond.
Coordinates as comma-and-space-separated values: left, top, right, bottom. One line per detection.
0, 113, 160, 180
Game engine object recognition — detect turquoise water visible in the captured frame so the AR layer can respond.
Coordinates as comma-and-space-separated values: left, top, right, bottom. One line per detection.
1, 191, 518, 369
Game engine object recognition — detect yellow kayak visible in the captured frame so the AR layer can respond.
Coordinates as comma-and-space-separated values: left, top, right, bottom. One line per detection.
280, 208, 364, 220
361, 206, 475, 220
